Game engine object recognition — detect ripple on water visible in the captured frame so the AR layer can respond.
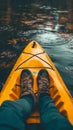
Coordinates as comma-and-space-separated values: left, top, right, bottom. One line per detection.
31, 31, 73, 47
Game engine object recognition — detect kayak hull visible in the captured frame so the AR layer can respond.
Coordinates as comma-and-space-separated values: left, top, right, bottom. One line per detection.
0, 41, 73, 124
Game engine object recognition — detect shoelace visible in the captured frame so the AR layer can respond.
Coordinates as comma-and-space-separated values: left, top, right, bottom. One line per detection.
21, 76, 32, 89
38, 76, 49, 91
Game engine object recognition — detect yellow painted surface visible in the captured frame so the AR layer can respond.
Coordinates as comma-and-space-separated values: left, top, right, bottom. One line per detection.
0, 41, 73, 124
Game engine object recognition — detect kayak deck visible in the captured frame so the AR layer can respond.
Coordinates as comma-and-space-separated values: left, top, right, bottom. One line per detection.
0, 41, 73, 124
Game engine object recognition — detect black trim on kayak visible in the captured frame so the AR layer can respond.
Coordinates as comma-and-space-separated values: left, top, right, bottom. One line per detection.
15, 66, 54, 70
15, 51, 54, 71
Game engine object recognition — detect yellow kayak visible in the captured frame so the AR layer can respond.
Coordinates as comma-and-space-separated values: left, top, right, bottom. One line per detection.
0, 41, 73, 124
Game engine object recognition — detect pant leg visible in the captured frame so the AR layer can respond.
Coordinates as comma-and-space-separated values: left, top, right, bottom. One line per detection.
39, 95, 73, 130
0, 95, 34, 130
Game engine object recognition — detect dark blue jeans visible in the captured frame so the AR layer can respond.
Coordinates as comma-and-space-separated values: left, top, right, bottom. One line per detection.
0, 95, 73, 130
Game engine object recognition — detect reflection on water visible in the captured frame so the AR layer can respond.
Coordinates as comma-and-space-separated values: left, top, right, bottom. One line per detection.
0, 0, 73, 96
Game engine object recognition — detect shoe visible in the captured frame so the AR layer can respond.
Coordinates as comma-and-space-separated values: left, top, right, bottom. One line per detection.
20, 69, 34, 98
37, 69, 50, 96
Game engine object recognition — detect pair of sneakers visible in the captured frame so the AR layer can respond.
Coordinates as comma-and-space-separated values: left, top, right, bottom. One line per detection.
20, 69, 50, 100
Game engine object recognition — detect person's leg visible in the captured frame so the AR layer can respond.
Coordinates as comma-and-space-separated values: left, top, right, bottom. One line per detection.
0, 95, 34, 130
0, 69, 35, 130
39, 95, 73, 130
37, 69, 73, 130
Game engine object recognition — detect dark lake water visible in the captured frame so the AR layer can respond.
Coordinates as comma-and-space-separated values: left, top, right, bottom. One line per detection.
0, 0, 73, 96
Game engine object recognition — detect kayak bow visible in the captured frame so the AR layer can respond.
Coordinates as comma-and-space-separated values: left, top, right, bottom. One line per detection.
0, 41, 73, 124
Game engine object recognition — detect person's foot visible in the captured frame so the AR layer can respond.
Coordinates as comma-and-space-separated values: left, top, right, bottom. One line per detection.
20, 69, 34, 98
37, 69, 50, 96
